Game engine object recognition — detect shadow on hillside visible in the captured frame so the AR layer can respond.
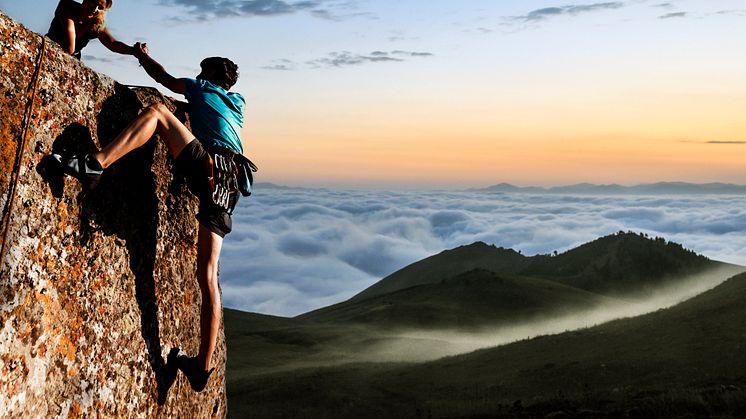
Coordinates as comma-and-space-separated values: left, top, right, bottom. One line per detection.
38, 84, 177, 404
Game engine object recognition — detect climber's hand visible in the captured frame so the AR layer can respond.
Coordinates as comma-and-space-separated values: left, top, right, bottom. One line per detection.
133, 42, 149, 59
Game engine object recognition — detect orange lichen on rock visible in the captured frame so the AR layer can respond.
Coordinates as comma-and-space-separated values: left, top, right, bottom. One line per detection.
57, 334, 77, 362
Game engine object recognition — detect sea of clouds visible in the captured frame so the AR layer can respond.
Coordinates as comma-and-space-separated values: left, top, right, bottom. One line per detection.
221, 187, 746, 317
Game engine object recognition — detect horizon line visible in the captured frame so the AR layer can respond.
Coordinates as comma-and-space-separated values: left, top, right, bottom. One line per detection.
253, 180, 746, 192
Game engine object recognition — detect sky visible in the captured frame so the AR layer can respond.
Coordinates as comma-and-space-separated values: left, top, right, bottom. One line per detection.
1, 0, 744, 188
222, 187, 746, 316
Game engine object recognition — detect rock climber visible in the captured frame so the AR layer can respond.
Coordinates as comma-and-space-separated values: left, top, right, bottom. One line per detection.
51, 42, 254, 392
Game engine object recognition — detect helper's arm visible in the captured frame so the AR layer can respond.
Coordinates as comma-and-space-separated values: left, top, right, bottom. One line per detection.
98, 28, 136, 56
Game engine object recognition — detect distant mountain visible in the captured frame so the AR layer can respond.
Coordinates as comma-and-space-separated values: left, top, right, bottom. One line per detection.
298, 232, 729, 328
477, 181, 746, 195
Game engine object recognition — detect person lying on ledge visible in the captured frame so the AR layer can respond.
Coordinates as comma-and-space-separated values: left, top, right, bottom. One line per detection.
51, 42, 255, 392
46, 0, 137, 59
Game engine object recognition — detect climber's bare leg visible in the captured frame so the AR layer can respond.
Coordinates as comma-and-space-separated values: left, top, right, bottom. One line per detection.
195, 224, 223, 372
94, 103, 193, 168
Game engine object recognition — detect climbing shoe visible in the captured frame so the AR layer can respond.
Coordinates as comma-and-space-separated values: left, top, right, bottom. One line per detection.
175, 350, 214, 392
51, 153, 103, 190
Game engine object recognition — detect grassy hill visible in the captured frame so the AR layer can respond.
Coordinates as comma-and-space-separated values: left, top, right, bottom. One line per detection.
299, 232, 726, 329
297, 269, 619, 329
227, 272, 746, 418
345, 241, 526, 302
346, 232, 720, 303
521, 232, 717, 295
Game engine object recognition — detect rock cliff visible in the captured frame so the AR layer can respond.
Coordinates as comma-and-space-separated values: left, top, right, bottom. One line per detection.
1, 11, 227, 418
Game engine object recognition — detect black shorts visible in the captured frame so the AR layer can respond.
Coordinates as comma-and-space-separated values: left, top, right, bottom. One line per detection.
174, 139, 232, 238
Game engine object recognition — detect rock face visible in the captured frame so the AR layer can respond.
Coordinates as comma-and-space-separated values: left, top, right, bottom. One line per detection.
0, 11, 227, 418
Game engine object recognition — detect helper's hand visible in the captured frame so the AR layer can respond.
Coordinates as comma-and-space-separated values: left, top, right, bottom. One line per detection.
133, 42, 149, 59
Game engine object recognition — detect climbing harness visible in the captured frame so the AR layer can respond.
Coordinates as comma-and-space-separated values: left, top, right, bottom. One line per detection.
0, 36, 47, 264
206, 146, 257, 214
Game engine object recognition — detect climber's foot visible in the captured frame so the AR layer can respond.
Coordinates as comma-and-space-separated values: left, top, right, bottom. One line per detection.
50, 153, 103, 190
175, 350, 214, 392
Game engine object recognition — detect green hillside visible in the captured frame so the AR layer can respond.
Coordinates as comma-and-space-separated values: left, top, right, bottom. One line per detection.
345, 232, 720, 304
347, 241, 526, 302
299, 232, 726, 328
522, 232, 718, 294
227, 272, 746, 418
297, 269, 619, 329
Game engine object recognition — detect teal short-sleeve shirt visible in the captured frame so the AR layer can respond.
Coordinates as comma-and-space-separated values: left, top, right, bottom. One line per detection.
183, 78, 245, 154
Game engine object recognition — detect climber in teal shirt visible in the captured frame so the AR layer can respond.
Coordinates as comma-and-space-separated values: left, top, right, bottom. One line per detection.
183, 77, 245, 154
51, 42, 254, 395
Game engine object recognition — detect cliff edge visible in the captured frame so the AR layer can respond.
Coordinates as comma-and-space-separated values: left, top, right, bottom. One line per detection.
0, 11, 226, 418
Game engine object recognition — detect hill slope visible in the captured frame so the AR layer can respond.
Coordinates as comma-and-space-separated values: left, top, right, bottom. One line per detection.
229, 272, 746, 418
522, 232, 716, 294
299, 269, 619, 329
347, 241, 526, 302
348, 232, 719, 303
300, 232, 728, 328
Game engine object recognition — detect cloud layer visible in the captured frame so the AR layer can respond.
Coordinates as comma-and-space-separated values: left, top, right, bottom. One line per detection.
219, 187, 746, 317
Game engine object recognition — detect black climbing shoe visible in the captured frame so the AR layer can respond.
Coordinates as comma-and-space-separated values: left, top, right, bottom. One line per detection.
175, 350, 214, 392
51, 153, 103, 190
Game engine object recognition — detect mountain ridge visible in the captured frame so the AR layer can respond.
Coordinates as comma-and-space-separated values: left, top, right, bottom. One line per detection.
333, 232, 725, 306
297, 232, 738, 330
475, 181, 746, 195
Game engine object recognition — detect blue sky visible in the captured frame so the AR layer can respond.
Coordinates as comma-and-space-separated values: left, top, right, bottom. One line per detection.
2, 0, 745, 188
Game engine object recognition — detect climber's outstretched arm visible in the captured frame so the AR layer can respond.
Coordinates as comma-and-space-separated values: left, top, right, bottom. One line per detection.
133, 42, 187, 95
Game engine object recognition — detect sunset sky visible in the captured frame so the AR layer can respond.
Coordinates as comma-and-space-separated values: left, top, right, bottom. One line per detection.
2, 0, 744, 188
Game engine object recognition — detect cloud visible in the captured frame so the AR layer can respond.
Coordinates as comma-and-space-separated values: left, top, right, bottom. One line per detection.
308, 51, 400, 67
679, 140, 746, 145
659, 11, 687, 19
158, 0, 367, 22
219, 187, 746, 317
262, 51, 433, 70
513, 2, 625, 22
261, 59, 296, 71
713, 10, 746, 17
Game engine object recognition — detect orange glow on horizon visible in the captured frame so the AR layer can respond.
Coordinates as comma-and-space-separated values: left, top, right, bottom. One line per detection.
242, 81, 746, 188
